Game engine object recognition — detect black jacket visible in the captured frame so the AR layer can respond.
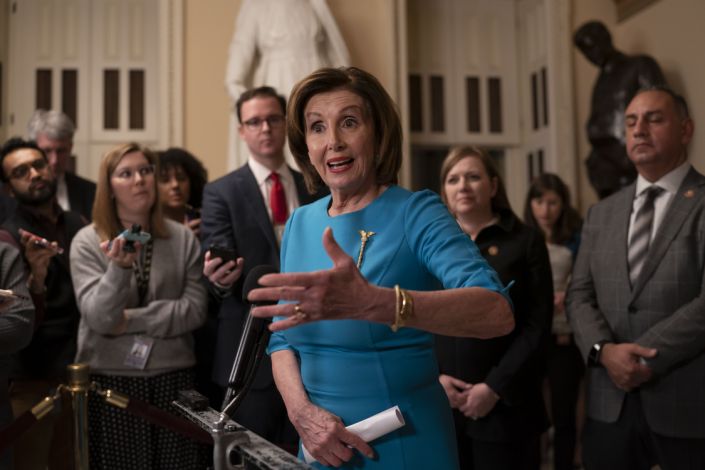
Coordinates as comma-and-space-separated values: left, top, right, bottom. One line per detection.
3, 205, 86, 379
436, 210, 553, 441
65, 172, 97, 222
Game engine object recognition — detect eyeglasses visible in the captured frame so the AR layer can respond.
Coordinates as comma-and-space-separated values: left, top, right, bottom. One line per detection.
112, 164, 155, 181
8, 158, 49, 180
242, 115, 285, 131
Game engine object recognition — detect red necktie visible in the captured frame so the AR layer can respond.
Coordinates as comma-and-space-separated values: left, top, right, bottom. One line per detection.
269, 171, 288, 225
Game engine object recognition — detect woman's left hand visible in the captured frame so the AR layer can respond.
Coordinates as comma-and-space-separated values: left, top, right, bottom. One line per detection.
458, 382, 499, 420
248, 227, 383, 331
291, 401, 374, 467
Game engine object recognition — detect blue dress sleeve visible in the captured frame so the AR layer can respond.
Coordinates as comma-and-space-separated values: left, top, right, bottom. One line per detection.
404, 190, 511, 299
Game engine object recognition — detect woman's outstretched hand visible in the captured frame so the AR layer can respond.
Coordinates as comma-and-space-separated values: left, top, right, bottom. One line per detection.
292, 401, 374, 467
248, 227, 386, 331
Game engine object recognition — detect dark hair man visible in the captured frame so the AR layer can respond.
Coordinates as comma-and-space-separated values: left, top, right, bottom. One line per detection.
0, 137, 86, 469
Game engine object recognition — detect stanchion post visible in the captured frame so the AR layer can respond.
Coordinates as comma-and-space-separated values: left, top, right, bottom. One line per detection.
67, 363, 90, 470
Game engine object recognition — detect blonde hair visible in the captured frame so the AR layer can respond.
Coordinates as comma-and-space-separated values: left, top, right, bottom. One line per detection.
92, 142, 169, 241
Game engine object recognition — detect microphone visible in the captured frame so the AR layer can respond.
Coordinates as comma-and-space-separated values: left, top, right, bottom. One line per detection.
221, 265, 277, 417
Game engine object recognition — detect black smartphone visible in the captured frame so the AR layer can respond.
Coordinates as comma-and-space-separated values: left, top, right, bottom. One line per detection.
185, 205, 201, 222
209, 244, 237, 264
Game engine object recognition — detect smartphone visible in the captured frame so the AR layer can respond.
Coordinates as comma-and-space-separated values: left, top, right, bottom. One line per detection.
209, 244, 237, 264
185, 205, 201, 222
0, 289, 29, 302
21, 230, 65, 254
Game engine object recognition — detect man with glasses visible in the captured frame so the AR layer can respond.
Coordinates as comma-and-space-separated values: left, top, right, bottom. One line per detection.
201, 86, 324, 452
0, 137, 86, 469
27, 109, 97, 221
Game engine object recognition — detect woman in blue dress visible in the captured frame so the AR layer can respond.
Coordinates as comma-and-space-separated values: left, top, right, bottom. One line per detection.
247, 66, 514, 469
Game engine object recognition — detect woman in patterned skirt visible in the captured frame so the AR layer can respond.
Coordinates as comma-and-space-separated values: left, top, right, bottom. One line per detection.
70, 143, 208, 469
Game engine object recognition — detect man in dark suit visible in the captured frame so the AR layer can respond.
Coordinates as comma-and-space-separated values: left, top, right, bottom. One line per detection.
27, 109, 96, 221
567, 86, 705, 469
0, 137, 86, 469
201, 86, 322, 450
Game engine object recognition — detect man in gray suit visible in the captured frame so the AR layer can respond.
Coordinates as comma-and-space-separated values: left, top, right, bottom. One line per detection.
567, 86, 705, 469
27, 110, 97, 221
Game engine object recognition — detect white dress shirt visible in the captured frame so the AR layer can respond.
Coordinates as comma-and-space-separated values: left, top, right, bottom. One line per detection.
56, 173, 70, 212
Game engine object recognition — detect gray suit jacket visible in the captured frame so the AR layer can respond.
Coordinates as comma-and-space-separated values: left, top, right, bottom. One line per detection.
567, 167, 705, 439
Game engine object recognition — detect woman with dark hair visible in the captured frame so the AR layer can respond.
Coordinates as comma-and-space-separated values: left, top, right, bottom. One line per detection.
524, 173, 584, 470
70, 143, 207, 469
157, 147, 207, 236
246, 67, 514, 469
435, 146, 553, 470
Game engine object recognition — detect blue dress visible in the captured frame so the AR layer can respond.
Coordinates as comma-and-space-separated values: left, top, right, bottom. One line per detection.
268, 186, 508, 469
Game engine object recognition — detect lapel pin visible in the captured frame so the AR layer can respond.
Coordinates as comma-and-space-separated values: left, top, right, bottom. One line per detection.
684, 189, 695, 199
488, 245, 499, 256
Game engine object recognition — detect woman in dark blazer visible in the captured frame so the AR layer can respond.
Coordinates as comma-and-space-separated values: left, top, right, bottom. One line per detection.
435, 146, 553, 470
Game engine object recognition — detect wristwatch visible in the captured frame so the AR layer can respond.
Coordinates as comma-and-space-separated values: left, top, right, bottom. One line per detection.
588, 341, 608, 367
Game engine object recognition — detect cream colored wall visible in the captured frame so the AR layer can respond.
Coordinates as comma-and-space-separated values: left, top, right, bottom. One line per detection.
572, 0, 705, 212
183, 0, 239, 180
183, 0, 400, 181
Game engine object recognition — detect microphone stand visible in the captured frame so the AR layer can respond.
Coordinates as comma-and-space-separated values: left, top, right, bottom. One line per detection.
218, 314, 271, 424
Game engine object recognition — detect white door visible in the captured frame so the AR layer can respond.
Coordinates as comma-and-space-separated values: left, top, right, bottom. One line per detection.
6, 0, 182, 180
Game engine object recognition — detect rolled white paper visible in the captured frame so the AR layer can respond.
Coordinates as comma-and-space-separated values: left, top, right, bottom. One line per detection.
302, 405, 405, 464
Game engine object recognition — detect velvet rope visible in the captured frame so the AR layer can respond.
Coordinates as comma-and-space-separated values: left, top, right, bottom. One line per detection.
122, 396, 213, 445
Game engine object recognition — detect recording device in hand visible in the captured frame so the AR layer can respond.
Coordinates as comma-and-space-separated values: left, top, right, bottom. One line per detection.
0, 289, 30, 308
108, 224, 151, 252
20, 229, 65, 255
122, 224, 145, 252
185, 204, 201, 222
209, 244, 238, 264
221, 265, 277, 417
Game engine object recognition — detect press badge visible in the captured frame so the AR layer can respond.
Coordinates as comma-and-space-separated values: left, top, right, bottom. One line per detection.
124, 336, 154, 369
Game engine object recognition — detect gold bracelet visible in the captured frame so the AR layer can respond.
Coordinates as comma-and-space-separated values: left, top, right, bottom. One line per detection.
401, 288, 414, 324
391, 285, 414, 332
392, 285, 401, 332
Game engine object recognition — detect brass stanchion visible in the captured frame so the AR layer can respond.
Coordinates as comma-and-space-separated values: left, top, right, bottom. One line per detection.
67, 363, 90, 470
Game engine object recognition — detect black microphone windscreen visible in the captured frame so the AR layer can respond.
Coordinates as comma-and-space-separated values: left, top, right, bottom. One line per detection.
242, 265, 278, 304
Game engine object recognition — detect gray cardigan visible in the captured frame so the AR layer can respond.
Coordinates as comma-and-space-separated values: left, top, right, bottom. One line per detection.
70, 220, 207, 377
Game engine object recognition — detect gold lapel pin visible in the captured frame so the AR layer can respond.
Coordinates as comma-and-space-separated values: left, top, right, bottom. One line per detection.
684, 189, 695, 199
488, 245, 499, 256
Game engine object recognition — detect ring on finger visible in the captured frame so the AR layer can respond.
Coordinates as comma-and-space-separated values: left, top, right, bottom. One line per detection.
293, 304, 308, 320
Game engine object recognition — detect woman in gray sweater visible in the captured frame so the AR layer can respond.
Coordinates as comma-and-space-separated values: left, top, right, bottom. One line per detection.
70, 143, 207, 470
